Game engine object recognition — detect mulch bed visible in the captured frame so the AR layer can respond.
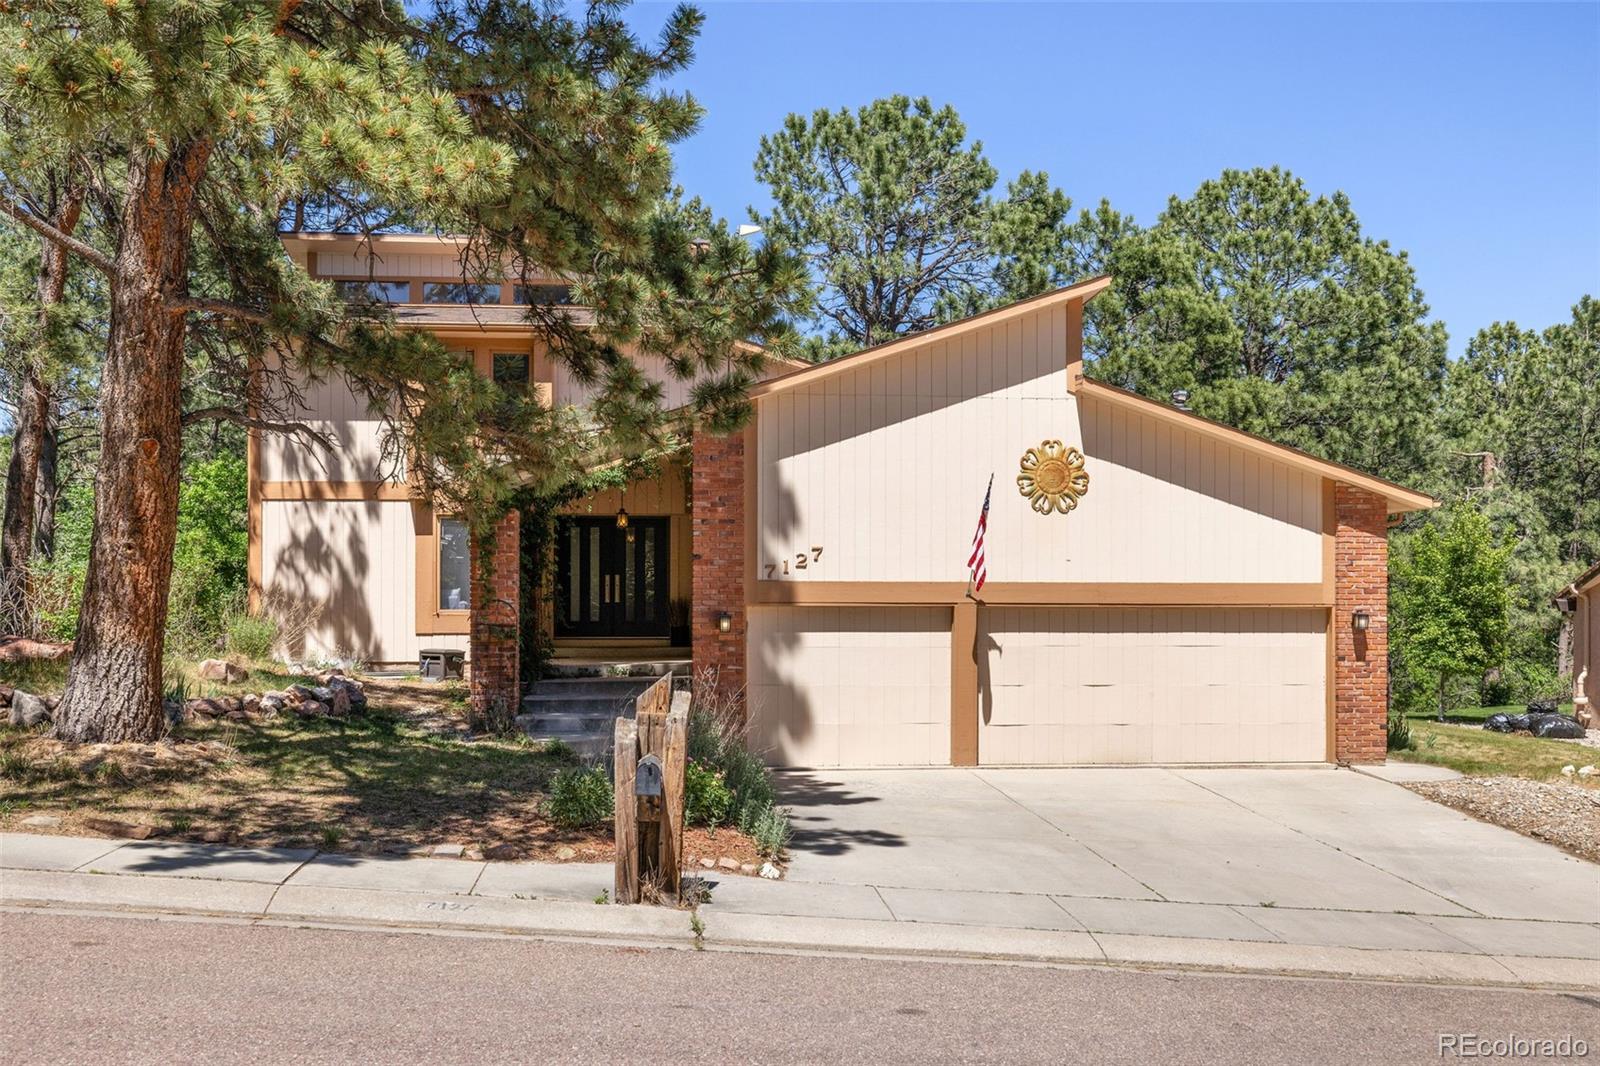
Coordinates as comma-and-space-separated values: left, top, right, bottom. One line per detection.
1407, 776, 1600, 865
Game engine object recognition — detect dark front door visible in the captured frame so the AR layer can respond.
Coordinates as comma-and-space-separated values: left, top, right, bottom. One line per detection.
555, 517, 670, 638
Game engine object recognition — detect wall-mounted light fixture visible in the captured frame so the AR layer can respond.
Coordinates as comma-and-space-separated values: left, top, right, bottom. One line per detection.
717, 611, 733, 634
615, 505, 629, 530
1555, 595, 1577, 614
1352, 610, 1370, 632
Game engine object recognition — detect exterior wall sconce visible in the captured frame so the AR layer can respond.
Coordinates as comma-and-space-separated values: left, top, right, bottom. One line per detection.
615, 505, 629, 530
717, 611, 733, 634
1352, 610, 1370, 632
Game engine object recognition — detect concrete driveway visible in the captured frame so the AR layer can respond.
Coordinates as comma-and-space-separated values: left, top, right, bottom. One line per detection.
702, 766, 1600, 961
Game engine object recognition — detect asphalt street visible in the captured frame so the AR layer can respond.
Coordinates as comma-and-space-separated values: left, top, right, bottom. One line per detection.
2, 909, 1596, 1065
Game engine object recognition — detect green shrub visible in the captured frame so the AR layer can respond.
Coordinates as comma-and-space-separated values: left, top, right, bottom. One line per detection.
1386, 710, 1414, 752
224, 607, 279, 661
685, 760, 732, 827
687, 669, 791, 855
748, 806, 792, 857
543, 766, 614, 829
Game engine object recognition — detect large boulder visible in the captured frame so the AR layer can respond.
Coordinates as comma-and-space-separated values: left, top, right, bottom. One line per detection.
197, 659, 248, 684
8, 690, 50, 728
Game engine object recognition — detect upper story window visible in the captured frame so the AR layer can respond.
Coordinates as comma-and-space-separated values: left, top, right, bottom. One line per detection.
493, 353, 530, 392
334, 279, 410, 304
514, 284, 574, 306
424, 282, 501, 305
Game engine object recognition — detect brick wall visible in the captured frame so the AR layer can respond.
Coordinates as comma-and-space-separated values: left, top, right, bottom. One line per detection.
469, 510, 520, 732
691, 430, 746, 694
1334, 485, 1389, 764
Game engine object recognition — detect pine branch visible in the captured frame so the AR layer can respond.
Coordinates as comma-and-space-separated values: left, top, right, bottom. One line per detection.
0, 197, 116, 277
167, 297, 274, 325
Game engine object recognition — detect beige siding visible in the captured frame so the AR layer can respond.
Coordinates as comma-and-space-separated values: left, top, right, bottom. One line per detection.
748, 606, 952, 768
977, 607, 1327, 765
753, 306, 1322, 585
257, 370, 398, 483
552, 352, 707, 413
314, 248, 471, 279
261, 499, 458, 665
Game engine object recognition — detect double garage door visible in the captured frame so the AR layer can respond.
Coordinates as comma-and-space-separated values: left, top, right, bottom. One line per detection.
748, 606, 1327, 768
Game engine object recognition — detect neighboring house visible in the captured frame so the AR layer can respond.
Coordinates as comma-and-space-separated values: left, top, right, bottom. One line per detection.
1557, 562, 1600, 713
252, 234, 1435, 769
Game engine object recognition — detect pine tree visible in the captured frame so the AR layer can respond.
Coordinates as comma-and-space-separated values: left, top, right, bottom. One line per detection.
1077, 167, 1449, 484
0, 0, 804, 742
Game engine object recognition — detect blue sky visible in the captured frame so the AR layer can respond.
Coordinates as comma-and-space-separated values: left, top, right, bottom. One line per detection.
624, 1, 1599, 355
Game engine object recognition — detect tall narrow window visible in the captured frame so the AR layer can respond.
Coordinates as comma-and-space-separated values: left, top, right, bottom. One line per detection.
567, 524, 580, 623
438, 519, 471, 611
643, 527, 657, 621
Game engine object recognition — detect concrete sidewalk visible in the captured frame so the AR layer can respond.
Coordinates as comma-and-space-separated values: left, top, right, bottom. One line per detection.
3, 831, 1596, 989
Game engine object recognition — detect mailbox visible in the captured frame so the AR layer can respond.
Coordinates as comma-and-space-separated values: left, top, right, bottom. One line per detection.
635, 753, 663, 797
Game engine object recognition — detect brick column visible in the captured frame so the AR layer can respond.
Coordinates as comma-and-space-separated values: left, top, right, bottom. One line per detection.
691, 430, 747, 694
469, 510, 520, 732
1334, 485, 1389, 763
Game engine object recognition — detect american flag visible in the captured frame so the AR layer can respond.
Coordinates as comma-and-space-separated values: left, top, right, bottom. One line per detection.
966, 473, 994, 594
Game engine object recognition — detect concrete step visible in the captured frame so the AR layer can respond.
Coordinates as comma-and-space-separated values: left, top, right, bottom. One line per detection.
526, 676, 656, 699
520, 711, 613, 735
542, 659, 689, 680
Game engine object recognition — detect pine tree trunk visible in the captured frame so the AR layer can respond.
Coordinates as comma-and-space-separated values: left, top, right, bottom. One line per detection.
0, 184, 83, 631
33, 418, 57, 560
54, 145, 210, 744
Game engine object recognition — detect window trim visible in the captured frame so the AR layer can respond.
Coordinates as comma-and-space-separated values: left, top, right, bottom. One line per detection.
415, 508, 471, 636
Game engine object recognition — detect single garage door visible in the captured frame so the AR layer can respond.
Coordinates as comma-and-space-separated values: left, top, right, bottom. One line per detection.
748, 606, 951, 768
979, 607, 1327, 765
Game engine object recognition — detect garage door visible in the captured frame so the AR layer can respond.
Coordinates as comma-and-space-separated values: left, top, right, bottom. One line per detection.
748, 606, 951, 768
978, 607, 1327, 765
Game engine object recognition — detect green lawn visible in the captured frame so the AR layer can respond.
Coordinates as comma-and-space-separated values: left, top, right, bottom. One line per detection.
1392, 702, 1592, 783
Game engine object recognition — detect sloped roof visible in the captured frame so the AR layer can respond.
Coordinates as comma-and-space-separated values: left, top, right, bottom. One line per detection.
745, 275, 1435, 514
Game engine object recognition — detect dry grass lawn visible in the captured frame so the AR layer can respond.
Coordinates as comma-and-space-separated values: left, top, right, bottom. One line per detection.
0, 671, 763, 867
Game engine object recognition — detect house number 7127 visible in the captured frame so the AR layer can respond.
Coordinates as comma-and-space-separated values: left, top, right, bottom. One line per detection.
765, 547, 823, 578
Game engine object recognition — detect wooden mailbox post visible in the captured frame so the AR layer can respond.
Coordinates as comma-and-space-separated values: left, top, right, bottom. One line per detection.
613, 674, 687, 904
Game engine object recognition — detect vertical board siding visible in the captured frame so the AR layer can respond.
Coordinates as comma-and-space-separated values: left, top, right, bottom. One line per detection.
260, 499, 460, 665
977, 607, 1327, 765
753, 305, 1323, 585
747, 606, 952, 768
257, 369, 397, 483
313, 250, 471, 278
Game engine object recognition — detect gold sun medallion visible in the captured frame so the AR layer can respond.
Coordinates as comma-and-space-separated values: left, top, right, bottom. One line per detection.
1018, 440, 1090, 515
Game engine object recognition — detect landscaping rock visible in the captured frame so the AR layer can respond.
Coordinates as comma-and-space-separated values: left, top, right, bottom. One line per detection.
82, 817, 154, 840
184, 696, 243, 719
0, 684, 12, 707
326, 675, 366, 711
327, 686, 352, 717
197, 659, 248, 684
8, 690, 50, 728
296, 700, 328, 717
759, 862, 781, 880
717, 856, 739, 872
698, 858, 715, 869
739, 863, 757, 876
554, 845, 577, 861
431, 843, 465, 858
20, 814, 62, 829
483, 843, 519, 860
199, 829, 231, 843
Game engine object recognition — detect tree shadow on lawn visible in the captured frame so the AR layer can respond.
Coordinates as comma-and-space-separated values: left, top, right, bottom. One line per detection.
1, 710, 609, 858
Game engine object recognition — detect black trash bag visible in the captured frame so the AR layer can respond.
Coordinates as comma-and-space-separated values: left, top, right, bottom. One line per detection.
1526, 697, 1562, 715
1483, 713, 1529, 733
1528, 713, 1586, 740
